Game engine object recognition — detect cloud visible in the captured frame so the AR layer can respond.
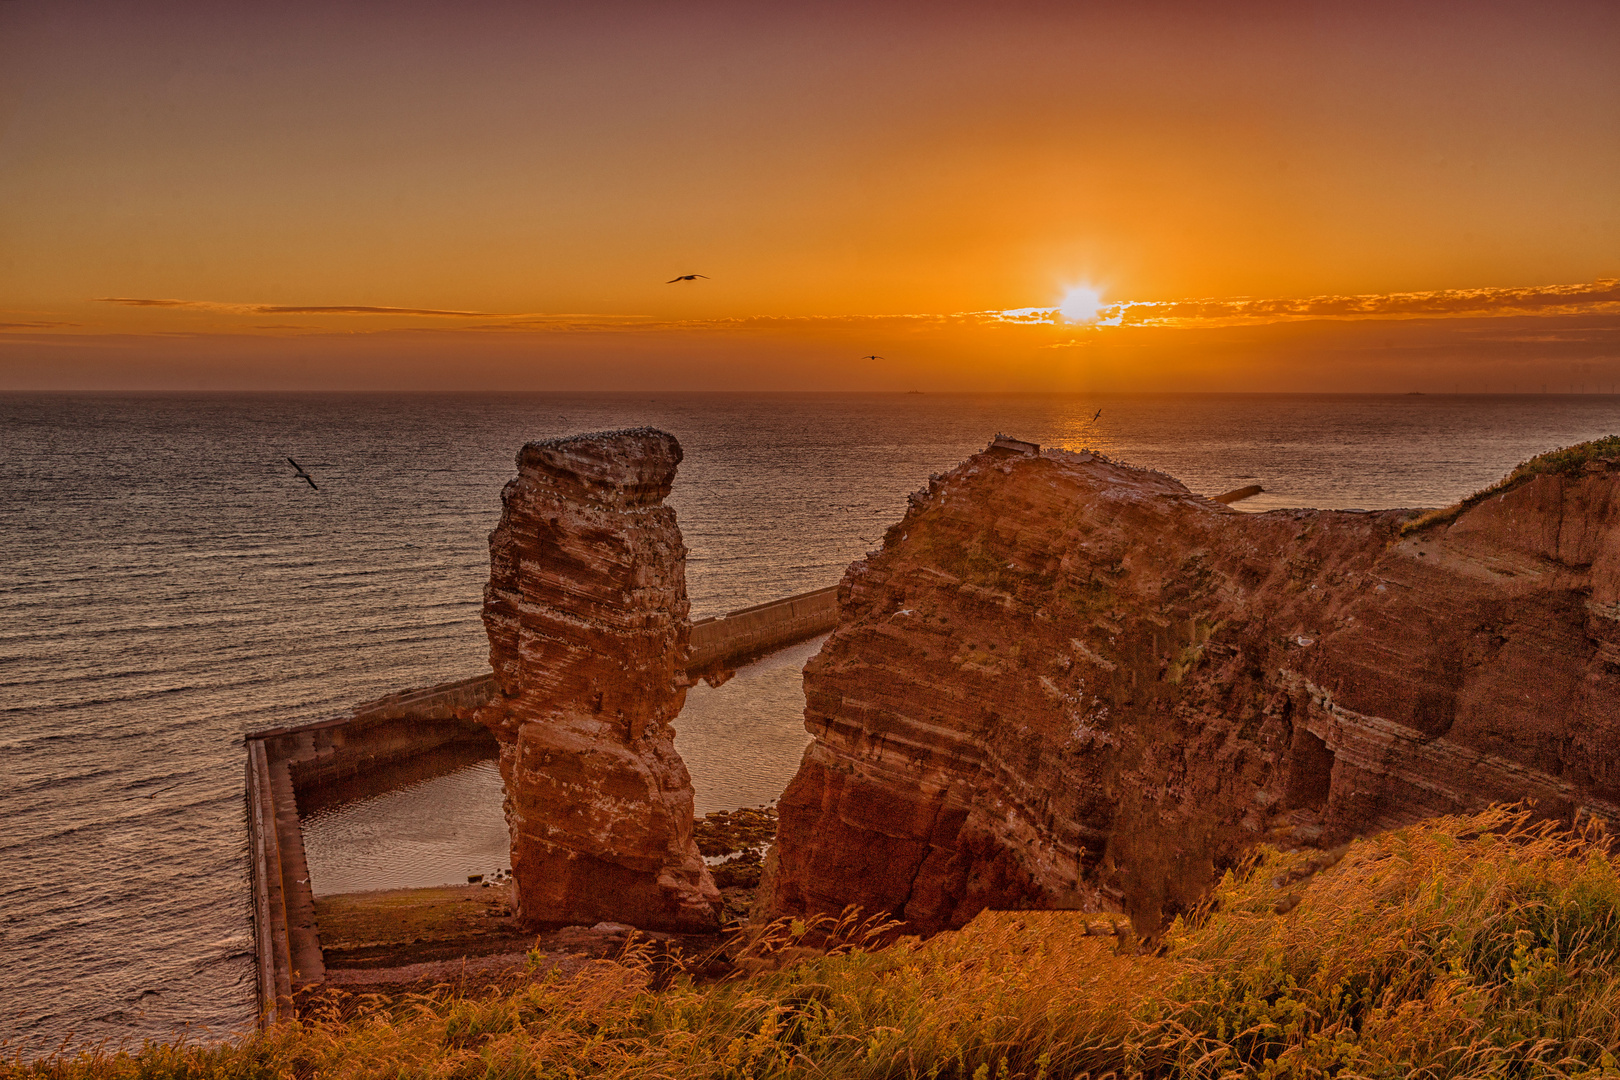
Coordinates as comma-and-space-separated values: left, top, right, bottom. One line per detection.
0, 320, 78, 329
1074, 278, 1620, 329
85, 279, 1620, 337
254, 305, 512, 318
93, 297, 521, 318
91, 297, 201, 308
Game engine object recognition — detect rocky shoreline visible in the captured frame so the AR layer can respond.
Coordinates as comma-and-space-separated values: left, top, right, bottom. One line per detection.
305, 804, 782, 1001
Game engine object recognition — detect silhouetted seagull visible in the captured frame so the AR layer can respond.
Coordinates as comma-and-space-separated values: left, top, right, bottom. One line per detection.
1091, 408, 1103, 421
286, 457, 318, 490
667, 274, 709, 283
861, 355, 884, 361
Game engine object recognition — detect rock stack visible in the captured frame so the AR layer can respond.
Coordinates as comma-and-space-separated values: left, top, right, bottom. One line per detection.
476, 429, 720, 933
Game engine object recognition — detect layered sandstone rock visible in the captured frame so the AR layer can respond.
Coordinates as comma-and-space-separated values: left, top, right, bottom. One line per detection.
769, 438, 1620, 935
475, 429, 720, 933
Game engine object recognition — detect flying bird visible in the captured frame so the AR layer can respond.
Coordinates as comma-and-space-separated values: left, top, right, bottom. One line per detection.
286, 457, 318, 490
861, 355, 884, 361
1091, 408, 1103, 421
667, 274, 708, 283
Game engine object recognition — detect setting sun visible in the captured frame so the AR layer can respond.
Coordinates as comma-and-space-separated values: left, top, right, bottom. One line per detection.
1059, 286, 1104, 324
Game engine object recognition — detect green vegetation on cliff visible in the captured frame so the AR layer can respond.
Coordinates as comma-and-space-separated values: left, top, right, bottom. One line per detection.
11, 808, 1620, 1079
1401, 434, 1620, 535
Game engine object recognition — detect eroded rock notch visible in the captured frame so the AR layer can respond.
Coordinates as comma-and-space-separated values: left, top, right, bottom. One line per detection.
768, 438, 1620, 935
476, 429, 720, 933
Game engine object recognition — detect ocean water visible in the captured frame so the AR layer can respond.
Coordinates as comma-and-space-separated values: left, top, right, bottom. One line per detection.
3, 391, 1617, 1052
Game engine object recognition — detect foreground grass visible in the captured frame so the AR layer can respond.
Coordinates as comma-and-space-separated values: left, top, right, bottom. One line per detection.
1400, 434, 1620, 535
11, 807, 1620, 1079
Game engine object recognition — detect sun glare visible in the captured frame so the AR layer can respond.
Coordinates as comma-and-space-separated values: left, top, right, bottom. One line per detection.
1060, 286, 1103, 323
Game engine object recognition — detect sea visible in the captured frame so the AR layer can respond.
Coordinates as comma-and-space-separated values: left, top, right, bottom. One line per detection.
3, 391, 1618, 1053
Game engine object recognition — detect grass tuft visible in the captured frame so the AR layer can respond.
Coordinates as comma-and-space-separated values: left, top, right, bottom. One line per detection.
10, 806, 1620, 1078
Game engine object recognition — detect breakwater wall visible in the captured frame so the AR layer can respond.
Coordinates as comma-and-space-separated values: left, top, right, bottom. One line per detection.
688, 585, 839, 673
243, 674, 497, 1022
244, 585, 840, 1024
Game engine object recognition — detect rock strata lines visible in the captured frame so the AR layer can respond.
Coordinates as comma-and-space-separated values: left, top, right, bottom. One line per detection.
768, 439, 1620, 936
475, 429, 720, 933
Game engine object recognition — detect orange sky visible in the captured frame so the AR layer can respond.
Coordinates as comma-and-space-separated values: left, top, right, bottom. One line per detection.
1, 1, 1617, 390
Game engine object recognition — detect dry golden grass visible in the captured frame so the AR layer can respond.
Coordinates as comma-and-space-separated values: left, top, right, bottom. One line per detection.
10, 807, 1620, 1079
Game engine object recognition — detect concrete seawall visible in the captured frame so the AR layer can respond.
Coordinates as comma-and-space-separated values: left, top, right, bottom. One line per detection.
242, 675, 497, 1023
688, 586, 839, 673
244, 585, 840, 1024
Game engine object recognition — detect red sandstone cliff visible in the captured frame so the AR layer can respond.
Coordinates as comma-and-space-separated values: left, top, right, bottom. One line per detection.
475, 429, 720, 933
769, 438, 1620, 935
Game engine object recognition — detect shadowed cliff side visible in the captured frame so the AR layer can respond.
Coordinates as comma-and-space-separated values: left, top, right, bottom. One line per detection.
475, 429, 720, 933
768, 436, 1620, 936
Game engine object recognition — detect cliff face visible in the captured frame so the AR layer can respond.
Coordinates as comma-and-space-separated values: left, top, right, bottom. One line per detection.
769, 440, 1620, 934
475, 429, 720, 933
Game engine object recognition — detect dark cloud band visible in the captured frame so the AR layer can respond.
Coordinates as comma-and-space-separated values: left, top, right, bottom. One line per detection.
93, 298, 513, 318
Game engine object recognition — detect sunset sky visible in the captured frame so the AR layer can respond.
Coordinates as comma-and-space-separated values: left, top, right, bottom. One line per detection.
1, 1, 1616, 391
